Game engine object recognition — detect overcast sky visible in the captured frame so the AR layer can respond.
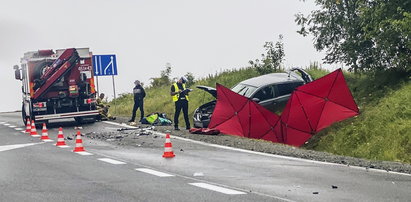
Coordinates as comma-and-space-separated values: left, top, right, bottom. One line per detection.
0, 0, 328, 112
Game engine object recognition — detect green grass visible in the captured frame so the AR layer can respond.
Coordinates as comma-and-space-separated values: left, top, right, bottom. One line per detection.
111, 66, 411, 164
305, 71, 411, 164
113, 67, 261, 123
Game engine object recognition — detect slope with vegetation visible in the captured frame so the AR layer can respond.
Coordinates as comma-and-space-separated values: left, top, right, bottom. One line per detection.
112, 64, 410, 164
112, 0, 410, 164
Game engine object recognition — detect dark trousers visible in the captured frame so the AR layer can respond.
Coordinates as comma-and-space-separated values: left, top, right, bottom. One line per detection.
174, 99, 190, 129
131, 99, 144, 121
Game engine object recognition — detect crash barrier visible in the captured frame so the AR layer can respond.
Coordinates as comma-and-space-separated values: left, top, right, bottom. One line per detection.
55, 127, 68, 147
162, 133, 175, 158
73, 131, 86, 152
40, 123, 52, 142
30, 120, 40, 137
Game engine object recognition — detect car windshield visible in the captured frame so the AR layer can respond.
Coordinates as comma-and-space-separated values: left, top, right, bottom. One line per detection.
231, 83, 257, 98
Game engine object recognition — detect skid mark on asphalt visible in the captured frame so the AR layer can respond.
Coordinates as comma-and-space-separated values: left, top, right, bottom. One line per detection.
189, 183, 246, 195
135, 168, 174, 177
98, 158, 126, 165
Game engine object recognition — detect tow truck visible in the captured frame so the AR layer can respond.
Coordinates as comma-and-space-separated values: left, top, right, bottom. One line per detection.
14, 48, 99, 124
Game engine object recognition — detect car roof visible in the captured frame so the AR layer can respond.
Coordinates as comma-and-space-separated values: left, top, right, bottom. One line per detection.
238, 72, 304, 87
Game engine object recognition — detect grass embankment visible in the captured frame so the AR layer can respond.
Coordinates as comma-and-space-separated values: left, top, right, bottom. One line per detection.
113, 68, 261, 120
307, 70, 411, 164
112, 67, 411, 164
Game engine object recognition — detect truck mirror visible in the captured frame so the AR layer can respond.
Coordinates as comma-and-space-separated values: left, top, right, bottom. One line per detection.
14, 65, 22, 80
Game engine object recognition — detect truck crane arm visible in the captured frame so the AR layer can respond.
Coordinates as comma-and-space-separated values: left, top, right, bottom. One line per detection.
33, 48, 79, 99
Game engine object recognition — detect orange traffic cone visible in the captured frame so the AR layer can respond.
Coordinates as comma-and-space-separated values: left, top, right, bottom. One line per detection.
55, 127, 68, 147
162, 134, 175, 158
30, 120, 40, 137
40, 123, 52, 142
73, 131, 86, 152
25, 118, 31, 133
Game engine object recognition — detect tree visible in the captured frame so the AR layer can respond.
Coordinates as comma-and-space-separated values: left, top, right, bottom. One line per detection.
249, 35, 285, 75
296, 0, 411, 73
150, 63, 172, 87
184, 72, 195, 87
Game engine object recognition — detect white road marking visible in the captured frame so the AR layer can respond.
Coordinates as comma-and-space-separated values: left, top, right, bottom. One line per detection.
14, 128, 23, 131
0, 122, 5, 124
189, 183, 246, 195
104, 121, 411, 177
30, 134, 41, 137
0, 142, 44, 152
135, 168, 174, 177
75, 151, 93, 155
3, 123, 10, 126
21, 131, 26, 133
98, 158, 126, 165
42, 139, 53, 142
57, 145, 70, 148
8, 125, 16, 128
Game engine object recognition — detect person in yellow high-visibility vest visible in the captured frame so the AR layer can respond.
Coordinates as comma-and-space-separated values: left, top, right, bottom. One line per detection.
170, 76, 192, 130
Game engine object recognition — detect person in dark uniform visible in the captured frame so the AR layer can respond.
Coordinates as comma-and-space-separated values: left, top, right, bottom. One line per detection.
170, 76, 192, 130
128, 80, 146, 122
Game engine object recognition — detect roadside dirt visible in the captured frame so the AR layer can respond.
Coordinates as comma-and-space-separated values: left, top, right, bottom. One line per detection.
84, 117, 411, 174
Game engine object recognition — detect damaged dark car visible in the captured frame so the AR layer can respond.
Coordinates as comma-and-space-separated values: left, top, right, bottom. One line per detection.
193, 68, 313, 128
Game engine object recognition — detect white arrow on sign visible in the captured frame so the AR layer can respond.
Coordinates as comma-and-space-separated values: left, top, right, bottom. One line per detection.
103, 56, 114, 75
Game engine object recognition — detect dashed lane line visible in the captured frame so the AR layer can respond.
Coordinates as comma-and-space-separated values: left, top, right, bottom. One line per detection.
135, 168, 174, 177
75, 151, 93, 156
189, 183, 246, 195
98, 158, 126, 165
0, 142, 44, 152
14, 128, 23, 131
3, 123, 10, 126
8, 125, 16, 128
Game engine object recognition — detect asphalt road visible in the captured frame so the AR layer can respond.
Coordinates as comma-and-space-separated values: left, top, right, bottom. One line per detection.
1, 112, 410, 202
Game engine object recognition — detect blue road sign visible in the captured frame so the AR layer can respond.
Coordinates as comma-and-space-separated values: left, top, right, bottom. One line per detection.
92, 55, 118, 76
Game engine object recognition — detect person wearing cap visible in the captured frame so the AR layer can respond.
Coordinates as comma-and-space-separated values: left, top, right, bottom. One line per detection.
128, 80, 146, 122
170, 76, 192, 130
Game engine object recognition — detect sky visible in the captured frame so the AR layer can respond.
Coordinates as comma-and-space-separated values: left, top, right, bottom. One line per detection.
0, 0, 328, 112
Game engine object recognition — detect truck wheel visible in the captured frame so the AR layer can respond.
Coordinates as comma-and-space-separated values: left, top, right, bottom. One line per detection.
21, 104, 34, 125
22, 105, 26, 125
